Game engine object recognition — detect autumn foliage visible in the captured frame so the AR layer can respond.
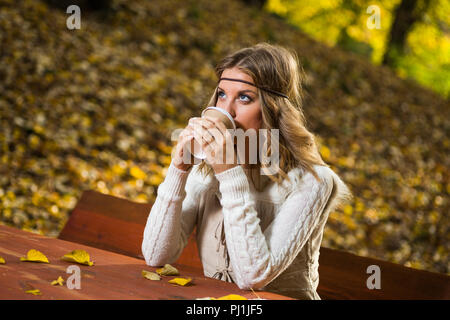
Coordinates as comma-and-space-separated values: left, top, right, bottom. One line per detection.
0, 0, 448, 274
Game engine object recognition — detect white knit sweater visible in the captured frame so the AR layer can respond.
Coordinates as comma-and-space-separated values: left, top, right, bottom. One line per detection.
142, 161, 351, 299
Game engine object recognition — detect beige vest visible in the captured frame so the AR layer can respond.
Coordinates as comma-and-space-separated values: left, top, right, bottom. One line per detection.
196, 167, 333, 300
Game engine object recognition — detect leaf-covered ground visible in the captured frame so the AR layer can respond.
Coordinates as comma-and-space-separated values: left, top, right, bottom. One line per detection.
0, 0, 448, 274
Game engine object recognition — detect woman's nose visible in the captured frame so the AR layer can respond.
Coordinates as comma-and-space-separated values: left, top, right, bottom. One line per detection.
218, 100, 236, 118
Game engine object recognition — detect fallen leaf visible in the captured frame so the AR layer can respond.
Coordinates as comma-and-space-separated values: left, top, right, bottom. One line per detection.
156, 264, 179, 276
168, 277, 192, 286
61, 249, 94, 266
142, 270, 161, 281
51, 276, 64, 286
0, 256, 5, 264
25, 289, 42, 295
217, 294, 248, 300
20, 249, 49, 263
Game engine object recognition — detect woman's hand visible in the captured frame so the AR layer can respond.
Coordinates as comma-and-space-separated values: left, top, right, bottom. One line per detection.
190, 116, 238, 174
171, 120, 198, 172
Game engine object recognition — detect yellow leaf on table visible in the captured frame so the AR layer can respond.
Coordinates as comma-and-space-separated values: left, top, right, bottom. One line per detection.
20, 249, 49, 263
25, 289, 42, 296
61, 249, 94, 266
51, 276, 65, 286
0, 256, 5, 264
217, 294, 248, 300
156, 264, 179, 276
142, 270, 161, 281
168, 277, 192, 286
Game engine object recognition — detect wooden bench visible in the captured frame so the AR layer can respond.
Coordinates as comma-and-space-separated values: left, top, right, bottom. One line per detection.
59, 190, 450, 299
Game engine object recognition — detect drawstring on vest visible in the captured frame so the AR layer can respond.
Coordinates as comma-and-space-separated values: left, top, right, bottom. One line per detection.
212, 213, 234, 283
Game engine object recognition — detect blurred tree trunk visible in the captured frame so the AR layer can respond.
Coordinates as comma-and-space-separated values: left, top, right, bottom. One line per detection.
382, 0, 430, 67
241, 0, 267, 9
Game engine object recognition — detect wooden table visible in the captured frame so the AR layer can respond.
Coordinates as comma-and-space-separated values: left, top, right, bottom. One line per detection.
0, 225, 293, 300
57, 190, 450, 300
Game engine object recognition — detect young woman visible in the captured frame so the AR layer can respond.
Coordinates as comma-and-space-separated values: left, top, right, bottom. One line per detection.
142, 42, 352, 300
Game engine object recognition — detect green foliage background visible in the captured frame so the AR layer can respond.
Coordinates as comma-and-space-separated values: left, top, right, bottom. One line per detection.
0, 0, 448, 274
266, 0, 450, 98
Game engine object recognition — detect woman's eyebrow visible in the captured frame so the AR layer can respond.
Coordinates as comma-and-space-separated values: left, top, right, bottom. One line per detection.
218, 86, 256, 95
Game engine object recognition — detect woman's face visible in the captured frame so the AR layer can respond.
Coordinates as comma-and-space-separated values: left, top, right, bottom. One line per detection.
216, 67, 262, 132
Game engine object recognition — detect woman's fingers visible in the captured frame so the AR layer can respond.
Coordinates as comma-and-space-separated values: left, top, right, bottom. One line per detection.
189, 118, 216, 144
183, 117, 236, 165
191, 123, 210, 146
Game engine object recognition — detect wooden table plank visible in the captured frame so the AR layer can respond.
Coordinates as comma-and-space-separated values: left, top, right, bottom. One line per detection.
0, 225, 293, 300
57, 190, 203, 269
318, 247, 450, 300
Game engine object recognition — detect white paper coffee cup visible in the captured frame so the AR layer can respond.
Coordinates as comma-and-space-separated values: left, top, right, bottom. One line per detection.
189, 107, 236, 160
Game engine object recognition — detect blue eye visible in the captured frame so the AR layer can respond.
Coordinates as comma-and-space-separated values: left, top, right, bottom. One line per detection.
240, 94, 251, 102
218, 91, 253, 103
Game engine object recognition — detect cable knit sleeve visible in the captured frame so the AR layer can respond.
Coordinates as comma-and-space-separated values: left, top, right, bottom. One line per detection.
215, 164, 334, 290
141, 161, 201, 266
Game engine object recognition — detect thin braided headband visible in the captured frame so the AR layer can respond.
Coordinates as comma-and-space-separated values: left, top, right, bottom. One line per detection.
218, 77, 289, 99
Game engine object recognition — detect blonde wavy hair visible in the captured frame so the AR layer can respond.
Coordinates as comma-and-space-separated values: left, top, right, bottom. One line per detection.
198, 42, 327, 185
